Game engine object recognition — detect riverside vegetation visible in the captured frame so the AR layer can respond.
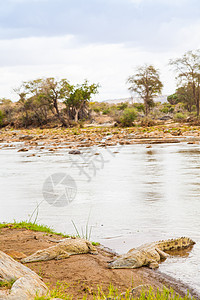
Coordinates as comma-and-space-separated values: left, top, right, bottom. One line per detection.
1, 50, 200, 129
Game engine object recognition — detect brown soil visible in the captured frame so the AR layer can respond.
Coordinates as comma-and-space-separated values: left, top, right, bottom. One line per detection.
0, 228, 198, 299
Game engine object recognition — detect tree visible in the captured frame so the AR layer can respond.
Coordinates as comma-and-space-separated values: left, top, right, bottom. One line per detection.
127, 65, 163, 116
15, 78, 71, 127
65, 80, 99, 122
169, 50, 200, 116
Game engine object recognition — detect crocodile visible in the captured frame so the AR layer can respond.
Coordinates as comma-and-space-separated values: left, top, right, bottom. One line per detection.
108, 237, 195, 269
21, 237, 97, 263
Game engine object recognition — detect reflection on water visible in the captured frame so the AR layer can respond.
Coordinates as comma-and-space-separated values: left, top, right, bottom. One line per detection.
0, 142, 200, 292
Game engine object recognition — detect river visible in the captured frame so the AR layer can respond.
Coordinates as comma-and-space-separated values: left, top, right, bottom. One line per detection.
0, 141, 200, 293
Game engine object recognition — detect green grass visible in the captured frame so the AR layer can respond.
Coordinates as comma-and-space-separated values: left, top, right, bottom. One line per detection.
0, 221, 69, 237
0, 279, 15, 289
34, 284, 196, 300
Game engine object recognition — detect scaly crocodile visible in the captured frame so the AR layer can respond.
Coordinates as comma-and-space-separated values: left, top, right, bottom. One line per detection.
21, 237, 97, 263
108, 237, 195, 269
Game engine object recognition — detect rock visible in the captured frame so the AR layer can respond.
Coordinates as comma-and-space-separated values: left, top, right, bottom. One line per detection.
4, 250, 26, 260
0, 251, 48, 299
69, 150, 81, 155
159, 115, 172, 120
18, 148, 28, 152
19, 135, 34, 141
6, 275, 48, 300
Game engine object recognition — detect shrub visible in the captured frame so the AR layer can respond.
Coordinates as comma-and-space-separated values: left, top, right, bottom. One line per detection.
133, 103, 145, 113
0, 110, 4, 127
140, 117, 156, 127
119, 108, 137, 127
102, 108, 111, 115
117, 102, 128, 110
173, 112, 187, 121
160, 103, 174, 114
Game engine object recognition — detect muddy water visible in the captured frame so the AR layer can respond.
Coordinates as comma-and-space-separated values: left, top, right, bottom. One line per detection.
0, 142, 200, 293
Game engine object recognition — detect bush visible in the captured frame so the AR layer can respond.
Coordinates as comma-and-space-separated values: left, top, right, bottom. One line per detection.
0, 110, 4, 127
133, 103, 145, 113
116, 102, 128, 110
140, 117, 156, 127
119, 108, 137, 127
102, 108, 111, 115
160, 103, 174, 114
173, 112, 187, 121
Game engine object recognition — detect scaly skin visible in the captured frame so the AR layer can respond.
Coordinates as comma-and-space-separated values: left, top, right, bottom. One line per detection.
108, 237, 195, 269
21, 237, 97, 263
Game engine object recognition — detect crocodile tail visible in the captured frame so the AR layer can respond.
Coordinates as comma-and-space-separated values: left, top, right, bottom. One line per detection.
157, 237, 195, 251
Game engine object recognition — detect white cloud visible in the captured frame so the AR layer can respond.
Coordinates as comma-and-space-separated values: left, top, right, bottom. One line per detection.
0, 35, 180, 101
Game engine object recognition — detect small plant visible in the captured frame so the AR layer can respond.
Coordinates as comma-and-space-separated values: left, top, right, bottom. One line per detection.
174, 112, 187, 121
71, 219, 92, 241
35, 284, 196, 299
35, 282, 72, 300
0, 110, 4, 127
120, 107, 137, 127
0, 279, 15, 289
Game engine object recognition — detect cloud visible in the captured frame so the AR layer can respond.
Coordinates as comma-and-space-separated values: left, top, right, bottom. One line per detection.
0, 0, 199, 51
0, 34, 179, 101
0, 0, 200, 101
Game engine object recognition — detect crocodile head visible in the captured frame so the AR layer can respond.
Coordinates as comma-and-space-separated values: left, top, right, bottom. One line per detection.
108, 257, 140, 269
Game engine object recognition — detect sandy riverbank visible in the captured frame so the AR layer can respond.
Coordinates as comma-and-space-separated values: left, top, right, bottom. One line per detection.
0, 227, 199, 299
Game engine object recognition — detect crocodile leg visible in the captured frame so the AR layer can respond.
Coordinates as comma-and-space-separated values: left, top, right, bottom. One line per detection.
55, 251, 70, 260
155, 248, 169, 260
148, 261, 159, 269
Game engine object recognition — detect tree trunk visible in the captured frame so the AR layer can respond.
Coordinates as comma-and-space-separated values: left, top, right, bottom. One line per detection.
74, 109, 79, 122
196, 80, 200, 117
53, 99, 68, 127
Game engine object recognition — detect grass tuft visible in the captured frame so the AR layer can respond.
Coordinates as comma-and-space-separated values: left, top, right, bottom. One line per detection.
0, 221, 69, 238
0, 279, 16, 289
34, 283, 196, 300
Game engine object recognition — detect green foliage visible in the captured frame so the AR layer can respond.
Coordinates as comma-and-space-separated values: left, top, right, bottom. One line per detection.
35, 282, 72, 300
174, 112, 187, 121
167, 93, 179, 105
169, 50, 200, 115
0, 279, 15, 289
0, 110, 4, 126
102, 108, 111, 115
120, 107, 137, 127
34, 284, 195, 300
133, 103, 145, 113
0, 221, 68, 237
71, 219, 92, 241
160, 103, 174, 113
117, 102, 128, 110
127, 65, 163, 116
65, 80, 99, 122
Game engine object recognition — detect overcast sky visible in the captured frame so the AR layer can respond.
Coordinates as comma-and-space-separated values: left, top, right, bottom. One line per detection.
1, 0, 200, 101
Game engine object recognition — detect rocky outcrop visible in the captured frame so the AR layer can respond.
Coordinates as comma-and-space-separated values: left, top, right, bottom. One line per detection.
0, 250, 48, 299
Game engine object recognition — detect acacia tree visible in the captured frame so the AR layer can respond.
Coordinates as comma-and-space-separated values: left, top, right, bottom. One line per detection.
15, 78, 71, 127
65, 80, 99, 122
169, 50, 200, 116
127, 65, 163, 116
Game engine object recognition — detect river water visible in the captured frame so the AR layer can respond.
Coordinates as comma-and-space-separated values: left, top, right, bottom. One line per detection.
0, 142, 200, 293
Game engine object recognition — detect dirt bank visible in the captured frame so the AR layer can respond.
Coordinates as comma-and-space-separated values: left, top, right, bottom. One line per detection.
0, 227, 198, 299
